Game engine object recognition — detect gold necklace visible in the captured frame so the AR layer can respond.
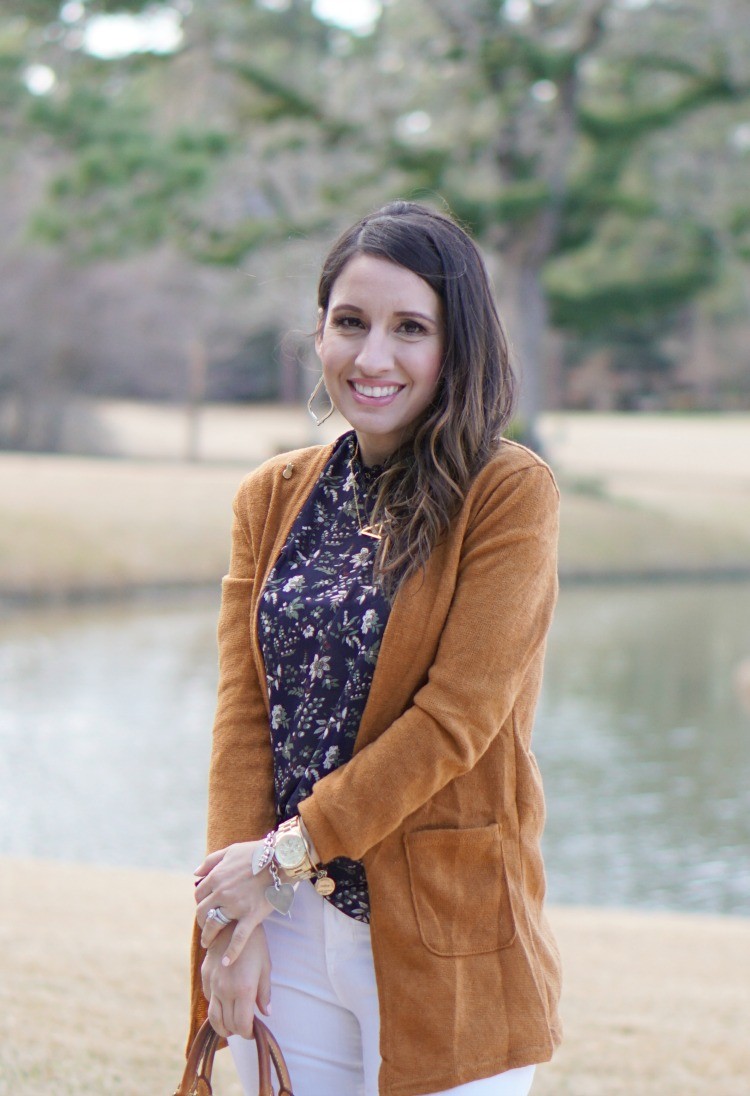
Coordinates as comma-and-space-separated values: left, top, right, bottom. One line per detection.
349, 445, 383, 541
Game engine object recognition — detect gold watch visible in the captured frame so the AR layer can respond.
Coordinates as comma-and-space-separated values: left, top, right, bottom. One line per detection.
272, 817, 316, 882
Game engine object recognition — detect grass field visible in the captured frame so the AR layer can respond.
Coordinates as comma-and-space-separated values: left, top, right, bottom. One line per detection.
1, 411, 749, 599
2, 858, 749, 1096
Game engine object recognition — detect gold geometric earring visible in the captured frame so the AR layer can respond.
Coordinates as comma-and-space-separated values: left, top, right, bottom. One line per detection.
307, 375, 335, 426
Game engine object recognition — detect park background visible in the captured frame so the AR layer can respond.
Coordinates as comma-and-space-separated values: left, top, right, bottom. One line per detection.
1, 1, 749, 1093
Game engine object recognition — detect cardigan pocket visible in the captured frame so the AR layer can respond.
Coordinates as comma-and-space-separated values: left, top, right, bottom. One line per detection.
404, 823, 517, 957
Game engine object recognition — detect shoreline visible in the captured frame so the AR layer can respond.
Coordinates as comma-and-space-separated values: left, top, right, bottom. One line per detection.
3, 565, 750, 613
2, 856, 749, 1095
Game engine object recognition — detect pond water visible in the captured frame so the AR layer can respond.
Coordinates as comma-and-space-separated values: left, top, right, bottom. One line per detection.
1, 582, 748, 915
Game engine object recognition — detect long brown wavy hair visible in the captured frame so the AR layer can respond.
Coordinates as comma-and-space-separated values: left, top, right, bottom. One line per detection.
317, 200, 517, 596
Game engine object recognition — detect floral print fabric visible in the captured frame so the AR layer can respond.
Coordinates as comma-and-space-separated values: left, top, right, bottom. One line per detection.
258, 431, 390, 923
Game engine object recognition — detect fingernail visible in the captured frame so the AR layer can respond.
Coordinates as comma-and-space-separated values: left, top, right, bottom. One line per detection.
265, 1002, 272, 1016
222, 955, 231, 967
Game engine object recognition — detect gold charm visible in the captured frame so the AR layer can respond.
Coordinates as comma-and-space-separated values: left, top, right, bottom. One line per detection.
282, 462, 294, 480
313, 872, 336, 896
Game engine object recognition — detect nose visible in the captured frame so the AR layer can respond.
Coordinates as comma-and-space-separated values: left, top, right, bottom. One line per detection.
354, 330, 393, 375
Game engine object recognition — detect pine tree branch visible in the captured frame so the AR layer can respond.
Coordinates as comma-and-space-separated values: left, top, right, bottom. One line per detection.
223, 60, 355, 143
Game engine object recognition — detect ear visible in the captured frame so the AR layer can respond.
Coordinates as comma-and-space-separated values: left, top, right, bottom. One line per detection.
314, 308, 325, 357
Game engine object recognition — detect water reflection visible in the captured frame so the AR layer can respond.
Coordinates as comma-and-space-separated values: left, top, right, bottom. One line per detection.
0, 594, 219, 870
536, 583, 750, 914
1, 582, 748, 914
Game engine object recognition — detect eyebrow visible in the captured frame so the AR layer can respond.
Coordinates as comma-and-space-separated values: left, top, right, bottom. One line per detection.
330, 303, 438, 323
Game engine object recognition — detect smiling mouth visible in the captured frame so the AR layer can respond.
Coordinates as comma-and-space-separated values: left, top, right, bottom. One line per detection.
350, 381, 403, 398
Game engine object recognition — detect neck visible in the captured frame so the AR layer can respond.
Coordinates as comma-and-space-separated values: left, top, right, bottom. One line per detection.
355, 433, 395, 468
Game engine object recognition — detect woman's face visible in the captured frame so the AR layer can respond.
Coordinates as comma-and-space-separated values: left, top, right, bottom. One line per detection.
316, 253, 444, 467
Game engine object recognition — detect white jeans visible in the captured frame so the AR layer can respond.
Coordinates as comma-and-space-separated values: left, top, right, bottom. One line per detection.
228, 881, 536, 1096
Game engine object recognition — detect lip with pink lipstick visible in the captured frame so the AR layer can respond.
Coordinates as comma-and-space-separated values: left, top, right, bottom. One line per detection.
348, 379, 405, 405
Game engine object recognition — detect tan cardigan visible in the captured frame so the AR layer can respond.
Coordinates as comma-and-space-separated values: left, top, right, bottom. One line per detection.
189, 436, 562, 1096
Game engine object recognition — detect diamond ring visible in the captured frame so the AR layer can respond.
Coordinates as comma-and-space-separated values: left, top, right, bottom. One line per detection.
206, 906, 232, 926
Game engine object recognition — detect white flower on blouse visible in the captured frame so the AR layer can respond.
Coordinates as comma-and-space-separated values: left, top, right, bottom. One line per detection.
308, 654, 331, 680
270, 704, 288, 730
283, 575, 305, 592
303, 624, 316, 638
323, 745, 340, 770
361, 608, 379, 634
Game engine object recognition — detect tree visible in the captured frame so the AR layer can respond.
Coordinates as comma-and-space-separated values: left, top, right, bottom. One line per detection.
354, 0, 750, 428
3, 0, 750, 444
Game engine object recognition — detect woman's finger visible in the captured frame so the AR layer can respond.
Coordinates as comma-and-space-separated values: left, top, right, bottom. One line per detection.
207, 995, 228, 1040
194, 868, 222, 905
193, 847, 226, 881
201, 916, 223, 950
220, 915, 259, 967
257, 958, 272, 1017
201, 958, 211, 1000
195, 893, 227, 930
232, 992, 256, 1041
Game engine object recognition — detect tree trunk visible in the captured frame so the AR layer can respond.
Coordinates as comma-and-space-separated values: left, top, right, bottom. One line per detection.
500, 257, 549, 452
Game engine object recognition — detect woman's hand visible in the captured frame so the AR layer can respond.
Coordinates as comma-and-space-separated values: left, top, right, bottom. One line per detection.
194, 842, 274, 963
201, 923, 271, 1040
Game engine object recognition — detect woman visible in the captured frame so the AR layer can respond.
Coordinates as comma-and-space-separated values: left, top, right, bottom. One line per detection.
190, 201, 562, 1096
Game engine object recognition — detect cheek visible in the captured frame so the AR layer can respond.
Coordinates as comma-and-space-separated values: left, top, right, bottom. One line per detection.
319, 343, 336, 378
319, 346, 345, 395
420, 351, 443, 397
316, 332, 333, 372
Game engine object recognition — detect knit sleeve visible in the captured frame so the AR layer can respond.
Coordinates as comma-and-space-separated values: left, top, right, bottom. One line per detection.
205, 493, 277, 852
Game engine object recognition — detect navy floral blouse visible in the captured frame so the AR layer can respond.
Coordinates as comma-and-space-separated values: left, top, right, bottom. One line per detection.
258, 431, 391, 923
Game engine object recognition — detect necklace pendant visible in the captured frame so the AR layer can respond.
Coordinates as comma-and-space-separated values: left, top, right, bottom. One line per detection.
359, 524, 382, 540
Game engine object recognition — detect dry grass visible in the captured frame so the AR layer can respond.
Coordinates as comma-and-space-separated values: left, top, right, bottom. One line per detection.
2, 858, 748, 1096
2, 412, 750, 598
0, 454, 243, 596
541, 412, 750, 575
558, 488, 750, 575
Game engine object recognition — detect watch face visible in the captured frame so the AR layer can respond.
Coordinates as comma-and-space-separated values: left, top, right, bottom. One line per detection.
275, 833, 307, 869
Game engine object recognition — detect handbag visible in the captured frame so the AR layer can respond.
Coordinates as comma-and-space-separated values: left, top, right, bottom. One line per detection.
174, 1016, 294, 1096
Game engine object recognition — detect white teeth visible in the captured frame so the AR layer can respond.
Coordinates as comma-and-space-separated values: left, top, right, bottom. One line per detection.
352, 382, 401, 397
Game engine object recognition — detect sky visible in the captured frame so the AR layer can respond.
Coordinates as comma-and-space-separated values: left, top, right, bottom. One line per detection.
81, 0, 382, 59
23, 0, 382, 91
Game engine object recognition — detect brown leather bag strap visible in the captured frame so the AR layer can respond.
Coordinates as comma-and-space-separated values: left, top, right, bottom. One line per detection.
175, 1017, 295, 1096
254, 1018, 272, 1096
255, 1017, 294, 1096
174, 1019, 219, 1096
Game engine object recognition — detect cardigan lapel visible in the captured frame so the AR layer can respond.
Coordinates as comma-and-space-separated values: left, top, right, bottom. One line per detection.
354, 536, 454, 753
